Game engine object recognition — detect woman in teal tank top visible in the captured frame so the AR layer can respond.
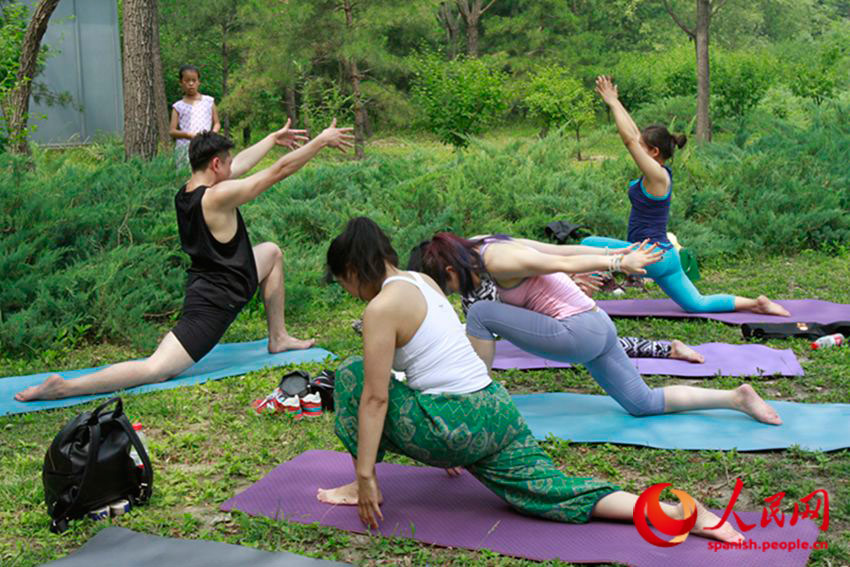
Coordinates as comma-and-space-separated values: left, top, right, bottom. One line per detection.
581, 76, 789, 317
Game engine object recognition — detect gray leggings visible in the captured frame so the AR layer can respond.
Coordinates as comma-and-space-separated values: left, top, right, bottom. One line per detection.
466, 301, 666, 416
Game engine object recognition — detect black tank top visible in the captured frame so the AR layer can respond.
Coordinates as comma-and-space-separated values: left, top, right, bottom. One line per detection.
175, 185, 259, 310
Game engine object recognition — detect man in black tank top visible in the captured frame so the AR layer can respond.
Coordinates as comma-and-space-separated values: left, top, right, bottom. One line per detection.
16, 119, 354, 402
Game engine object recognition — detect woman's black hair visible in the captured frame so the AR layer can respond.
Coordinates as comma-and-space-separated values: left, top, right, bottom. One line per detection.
408, 233, 508, 296
178, 64, 200, 80
641, 124, 687, 160
326, 217, 399, 289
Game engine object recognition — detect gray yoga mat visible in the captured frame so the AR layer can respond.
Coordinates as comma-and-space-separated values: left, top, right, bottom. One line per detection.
39, 526, 349, 566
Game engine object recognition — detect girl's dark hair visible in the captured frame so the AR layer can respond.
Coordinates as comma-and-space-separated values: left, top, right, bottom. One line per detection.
326, 217, 399, 289
408, 233, 507, 295
179, 64, 200, 80
641, 124, 687, 160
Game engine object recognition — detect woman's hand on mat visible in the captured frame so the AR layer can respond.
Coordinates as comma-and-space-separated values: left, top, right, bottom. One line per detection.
272, 118, 309, 150
621, 241, 663, 275
358, 474, 384, 529
595, 75, 619, 105
572, 273, 604, 296
445, 467, 464, 477
317, 118, 356, 152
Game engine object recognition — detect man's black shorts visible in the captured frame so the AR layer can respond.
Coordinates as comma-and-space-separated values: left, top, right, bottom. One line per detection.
171, 290, 242, 362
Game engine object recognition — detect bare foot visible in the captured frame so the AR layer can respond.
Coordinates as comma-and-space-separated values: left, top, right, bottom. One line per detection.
670, 340, 704, 363
734, 384, 782, 425
689, 500, 745, 543
15, 374, 68, 401
268, 334, 316, 353
751, 296, 790, 317
317, 480, 383, 506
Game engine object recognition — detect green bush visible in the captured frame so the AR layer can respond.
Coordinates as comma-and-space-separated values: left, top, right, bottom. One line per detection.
713, 51, 776, 119
410, 53, 508, 148
524, 65, 595, 158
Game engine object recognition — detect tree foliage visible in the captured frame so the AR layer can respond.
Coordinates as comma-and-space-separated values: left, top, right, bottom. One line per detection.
410, 53, 507, 148
524, 65, 595, 157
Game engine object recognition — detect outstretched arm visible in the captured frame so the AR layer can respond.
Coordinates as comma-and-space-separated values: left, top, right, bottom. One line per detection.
596, 76, 669, 197
207, 119, 353, 210
484, 241, 662, 280
229, 118, 309, 178
513, 238, 635, 257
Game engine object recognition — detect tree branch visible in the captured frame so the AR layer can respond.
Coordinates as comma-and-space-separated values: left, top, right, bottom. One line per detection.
481, 0, 497, 15
455, 0, 471, 19
711, 0, 728, 17
661, 0, 694, 38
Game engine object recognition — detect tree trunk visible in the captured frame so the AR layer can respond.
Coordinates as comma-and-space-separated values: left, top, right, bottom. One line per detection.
662, 0, 723, 143
123, 0, 159, 160
221, 20, 230, 138
285, 86, 298, 126
575, 126, 582, 161
342, 0, 365, 159
694, 0, 712, 142
5, 0, 61, 155
437, 2, 461, 60
151, 6, 170, 147
456, 0, 495, 58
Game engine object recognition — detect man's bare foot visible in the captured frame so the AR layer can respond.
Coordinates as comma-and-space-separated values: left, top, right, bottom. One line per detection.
733, 384, 782, 425
317, 480, 383, 505
688, 500, 745, 543
15, 374, 68, 402
670, 340, 704, 363
751, 296, 790, 317
268, 334, 316, 353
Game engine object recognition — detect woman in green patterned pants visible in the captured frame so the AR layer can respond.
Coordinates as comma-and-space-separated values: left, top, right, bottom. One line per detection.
317, 217, 742, 545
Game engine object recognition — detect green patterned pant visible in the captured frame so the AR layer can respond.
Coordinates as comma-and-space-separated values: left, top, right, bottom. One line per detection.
334, 357, 620, 523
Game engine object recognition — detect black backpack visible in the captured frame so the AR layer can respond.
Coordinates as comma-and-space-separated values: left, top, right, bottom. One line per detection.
42, 397, 153, 533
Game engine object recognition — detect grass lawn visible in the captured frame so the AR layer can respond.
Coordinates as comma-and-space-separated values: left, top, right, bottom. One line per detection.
1, 250, 849, 566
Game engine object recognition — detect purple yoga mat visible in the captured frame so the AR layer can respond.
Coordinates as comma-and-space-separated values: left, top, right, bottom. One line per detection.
596, 299, 848, 325
221, 450, 820, 567
492, 341, 804, 377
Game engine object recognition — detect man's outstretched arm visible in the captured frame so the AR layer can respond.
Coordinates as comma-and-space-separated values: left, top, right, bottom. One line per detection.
229, 119, 309, 178
208, 119, 353, 210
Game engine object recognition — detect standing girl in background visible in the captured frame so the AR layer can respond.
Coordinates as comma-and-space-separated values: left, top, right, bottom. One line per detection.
170, 64, 221, 168
582, 76, 788, 316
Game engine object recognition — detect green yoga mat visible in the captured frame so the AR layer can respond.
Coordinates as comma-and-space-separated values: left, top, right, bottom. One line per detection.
513, 392, 850, 451
0, 340, 334, 417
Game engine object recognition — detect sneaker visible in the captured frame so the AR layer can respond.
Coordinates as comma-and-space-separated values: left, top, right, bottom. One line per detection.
252, 388, 284, 414
300, 391, 323, 418
280, 394, 303, 420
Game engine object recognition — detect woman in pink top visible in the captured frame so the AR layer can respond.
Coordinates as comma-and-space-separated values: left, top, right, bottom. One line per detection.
412, 232, 782, 424
169, 65, 221, 166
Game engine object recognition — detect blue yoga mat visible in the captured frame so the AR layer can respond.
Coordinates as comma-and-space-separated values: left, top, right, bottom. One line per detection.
513, 393, 850, 451
0, 340, 335, 417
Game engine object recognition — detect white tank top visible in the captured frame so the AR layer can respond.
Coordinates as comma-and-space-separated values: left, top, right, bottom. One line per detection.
383, 272, 492, 395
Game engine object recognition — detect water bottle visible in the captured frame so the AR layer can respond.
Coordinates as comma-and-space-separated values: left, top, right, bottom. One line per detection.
811, 333, 844, 350
128, 423, 149, 468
